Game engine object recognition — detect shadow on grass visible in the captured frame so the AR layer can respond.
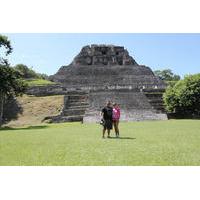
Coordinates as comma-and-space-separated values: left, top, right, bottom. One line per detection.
108, 136, 136, 140
0, 125, 49, 131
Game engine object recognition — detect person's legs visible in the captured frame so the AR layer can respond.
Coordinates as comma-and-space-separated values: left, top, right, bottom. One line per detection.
113, 121, 117, 137
107, 129, 111, 138
102, 127, 106, 138
116, 121, 119, 137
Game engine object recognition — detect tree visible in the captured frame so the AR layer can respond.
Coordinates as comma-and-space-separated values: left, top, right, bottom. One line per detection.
164, 73, 200, 115
14, 64, 49, 79
154, 69, 181, 82
39, 73, 49, 80
14, 64, 39, 79
0, 65, 27, 126
0, 35, 27, 126
0, 35, 12, 65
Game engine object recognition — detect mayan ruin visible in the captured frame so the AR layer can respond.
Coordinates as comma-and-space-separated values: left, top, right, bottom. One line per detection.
45, 44, 168, 122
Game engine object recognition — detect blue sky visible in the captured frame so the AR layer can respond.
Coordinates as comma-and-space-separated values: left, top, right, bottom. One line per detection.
2, 33, 200, 77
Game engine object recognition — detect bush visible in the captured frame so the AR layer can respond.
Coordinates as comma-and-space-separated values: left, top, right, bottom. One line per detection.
164, 73, 200, 115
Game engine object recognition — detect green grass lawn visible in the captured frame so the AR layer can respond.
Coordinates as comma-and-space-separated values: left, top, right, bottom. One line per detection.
25, 79, 56, 86
0, 120, 200, 166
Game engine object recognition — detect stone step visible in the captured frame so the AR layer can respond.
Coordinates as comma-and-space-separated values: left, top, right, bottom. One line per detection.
67, 105, 89, 110
67, 91, 89, 95
67, 94, 89, 96
63, 108, 86, 116
150, 104, 164, 108
152, 102, 164, 104
59, 115, 84, 122
64, 107, 87, 111
67, 100, 87, 104
145, 94, 163, 98
152, 105, 165, 109
149, 103, 164, 107
148, 99, 164, 103
150, 103, 165, 107
153, 108, 165, 112
150, 102, 165, 106
152, 107, 166, 112
67, 99, 88, 103
68, 101, 89, 106
155, 110, 166, 114
151, 104, 165, 108
143, 89, 165, 93
68, 96, 88, 100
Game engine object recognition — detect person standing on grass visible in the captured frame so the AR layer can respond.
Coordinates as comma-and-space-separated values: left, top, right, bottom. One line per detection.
112, 103, 120, 138
101, 101, 113, 138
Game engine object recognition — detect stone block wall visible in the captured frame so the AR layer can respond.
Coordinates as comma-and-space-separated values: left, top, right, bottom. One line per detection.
26, 85, 68, 96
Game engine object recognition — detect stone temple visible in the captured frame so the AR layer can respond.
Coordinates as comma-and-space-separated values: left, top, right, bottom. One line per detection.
49, 44, 168, 122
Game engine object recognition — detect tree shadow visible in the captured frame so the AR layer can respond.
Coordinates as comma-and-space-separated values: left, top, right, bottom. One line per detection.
3, 96, 23, 123
108, 136, 136, 140
0, 125, 49, 131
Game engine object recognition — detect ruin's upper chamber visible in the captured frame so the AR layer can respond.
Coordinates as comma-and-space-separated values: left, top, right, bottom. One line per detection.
72, 44, 138, 66
51, 45, 166, 90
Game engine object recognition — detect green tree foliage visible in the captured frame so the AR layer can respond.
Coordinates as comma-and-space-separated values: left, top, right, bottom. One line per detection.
0, 35, 27, 126
14, 64, 39, 79
0, 65, 27, 126
39, 73, 49, 80
14, 64, 48, 79
0, 35, 12, 64
164, 73, 200, 115
154, 69, 181, 82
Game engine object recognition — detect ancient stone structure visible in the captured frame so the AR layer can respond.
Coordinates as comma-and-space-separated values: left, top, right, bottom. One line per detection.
51, 45, 166, 90
26, 84, 67, 96
48, 44, 167, 122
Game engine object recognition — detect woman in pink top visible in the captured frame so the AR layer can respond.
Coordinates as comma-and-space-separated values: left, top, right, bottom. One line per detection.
112, 103, 120, 138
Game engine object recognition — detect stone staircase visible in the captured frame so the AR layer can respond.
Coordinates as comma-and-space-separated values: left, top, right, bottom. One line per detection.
60, 91, 89, 122
143, 89, 166, 113
83, 89, 168, 122
42, 91, 89, 123
43, 88, 167, 123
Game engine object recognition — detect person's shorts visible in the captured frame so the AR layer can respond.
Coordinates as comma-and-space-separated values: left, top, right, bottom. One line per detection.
104, 119, 113, 130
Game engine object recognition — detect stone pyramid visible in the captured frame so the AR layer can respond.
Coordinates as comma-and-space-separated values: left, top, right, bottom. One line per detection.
50, 45, 167, 122
51, 44, 166, 90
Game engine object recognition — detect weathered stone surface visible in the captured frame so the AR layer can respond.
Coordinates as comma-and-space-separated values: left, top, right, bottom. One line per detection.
46, 45, 168, 123
26, 85, 67, 96
83, 89, 167, 122
50, 45, 166, 90
43, 91, 89, 123
72, 45, 137, 66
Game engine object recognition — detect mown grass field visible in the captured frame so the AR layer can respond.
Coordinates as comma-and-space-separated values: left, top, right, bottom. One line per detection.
0, 120, 200, 166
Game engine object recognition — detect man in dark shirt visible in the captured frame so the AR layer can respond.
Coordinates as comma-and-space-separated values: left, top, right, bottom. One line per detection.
101, 101, 113, 138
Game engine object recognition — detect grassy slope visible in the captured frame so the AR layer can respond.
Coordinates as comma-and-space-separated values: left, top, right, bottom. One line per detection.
0, 120, 200, 166
25, 79, 56, 86
6, 95, 64, 127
